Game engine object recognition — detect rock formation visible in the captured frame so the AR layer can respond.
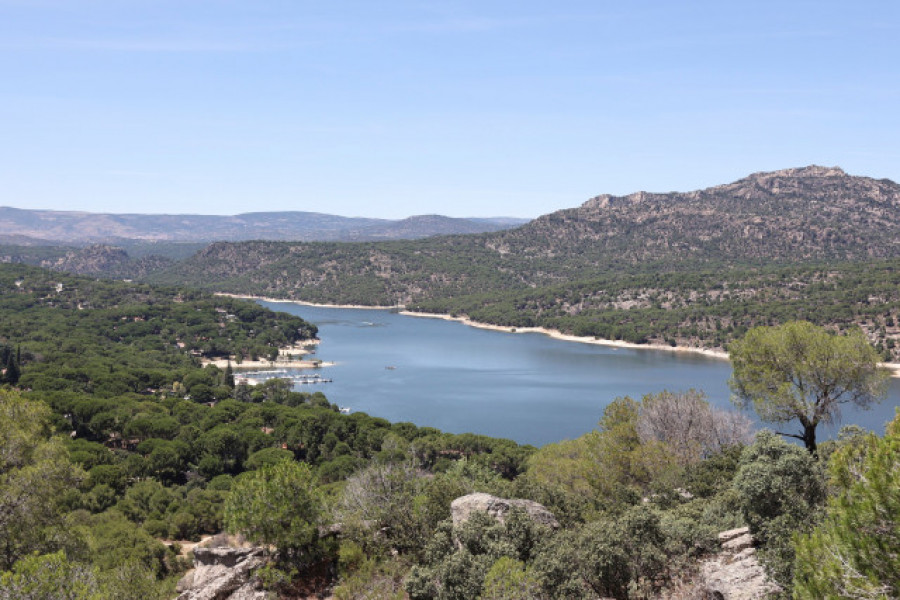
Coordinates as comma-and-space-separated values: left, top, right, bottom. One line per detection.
700, 526, 780, 600
176, 546, 268, 600
450, 492, 559, 529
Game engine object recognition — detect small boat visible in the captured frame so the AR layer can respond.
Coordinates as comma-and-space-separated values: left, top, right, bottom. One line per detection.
339, 407, 351, 414
385, 366, 397, 370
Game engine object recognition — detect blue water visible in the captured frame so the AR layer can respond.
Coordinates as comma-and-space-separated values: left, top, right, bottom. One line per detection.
259, 301, 900, 447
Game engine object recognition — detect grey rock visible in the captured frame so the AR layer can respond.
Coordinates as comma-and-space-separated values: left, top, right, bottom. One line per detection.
176, 546, 268, 600
717, 526, 749, 543
701, 528, 780, 600
192, 547, 261, 569
722, 533, 754, 553
175, 569, 195, 593
450, 492, 559, 529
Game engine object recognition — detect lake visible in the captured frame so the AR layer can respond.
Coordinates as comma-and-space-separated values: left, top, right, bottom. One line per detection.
258, 301, 900, 447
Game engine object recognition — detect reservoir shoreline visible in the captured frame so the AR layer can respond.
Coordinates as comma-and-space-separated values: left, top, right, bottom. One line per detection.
217, 293, 900, 376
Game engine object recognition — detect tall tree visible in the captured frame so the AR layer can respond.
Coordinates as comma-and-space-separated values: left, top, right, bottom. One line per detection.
0, 390, 83, 570
729, 321, 888, 454
793, 415, 900, 599
2, 353, 18, 386
224, 360, 235, 389
224, 460, 320, 563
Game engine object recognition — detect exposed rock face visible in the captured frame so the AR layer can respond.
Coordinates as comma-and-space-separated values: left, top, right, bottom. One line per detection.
700, 527, 780, 600
450, 492, 559, 529
176, 546, 268, 600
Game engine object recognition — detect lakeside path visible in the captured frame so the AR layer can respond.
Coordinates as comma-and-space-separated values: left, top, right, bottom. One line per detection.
214, 293, 900, 376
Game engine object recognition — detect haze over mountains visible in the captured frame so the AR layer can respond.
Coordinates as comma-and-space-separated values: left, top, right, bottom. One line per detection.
0, 207, 528, 245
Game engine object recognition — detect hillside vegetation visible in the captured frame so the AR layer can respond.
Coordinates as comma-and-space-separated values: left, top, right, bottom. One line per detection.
2, 168, 898, 597
1, 265, 898, 598
142, 166, 900, 358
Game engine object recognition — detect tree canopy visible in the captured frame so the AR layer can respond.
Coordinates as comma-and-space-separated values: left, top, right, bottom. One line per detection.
224, 460, 321, 562
729, 321, 888, 453
794, 413, 900, 599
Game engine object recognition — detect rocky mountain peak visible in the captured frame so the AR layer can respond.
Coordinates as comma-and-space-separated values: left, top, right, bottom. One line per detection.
752, 165, 846, 179
516, 165, 900, 265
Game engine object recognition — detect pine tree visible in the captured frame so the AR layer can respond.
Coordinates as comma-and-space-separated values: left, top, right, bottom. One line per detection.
224, 361, 235, 389
4, 353, 19, 386
793, 417, 900, 598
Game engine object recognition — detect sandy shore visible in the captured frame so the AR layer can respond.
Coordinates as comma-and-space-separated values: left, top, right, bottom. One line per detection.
201, 340, 329, 370
213, 293, 900, 377
400, 312, 900, 376
215, 292, 400, 310
202, 358, 334, 370
400, 311, 730, 361
882, 363, 900, 376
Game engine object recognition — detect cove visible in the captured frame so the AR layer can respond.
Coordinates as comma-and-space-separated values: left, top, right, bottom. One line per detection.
259, 301, 900, 447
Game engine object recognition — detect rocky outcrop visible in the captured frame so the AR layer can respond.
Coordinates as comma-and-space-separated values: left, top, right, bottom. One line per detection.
450, 492, 559, 529
700, 527, 780, 600
176, 546, 268, 600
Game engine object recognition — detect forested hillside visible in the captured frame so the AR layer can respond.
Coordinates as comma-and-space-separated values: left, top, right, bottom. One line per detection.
412, 260, 900, 360
141, 166, 900, 358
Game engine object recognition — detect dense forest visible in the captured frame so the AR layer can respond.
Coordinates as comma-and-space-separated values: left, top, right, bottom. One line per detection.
411, 260, 900, 360
1, 263, 898, 599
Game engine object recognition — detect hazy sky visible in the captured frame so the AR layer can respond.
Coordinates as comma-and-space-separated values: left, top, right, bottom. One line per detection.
1, 1, 897, 219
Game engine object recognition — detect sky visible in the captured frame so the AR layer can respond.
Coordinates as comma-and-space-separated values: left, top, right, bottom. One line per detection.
0, 1, 898, 219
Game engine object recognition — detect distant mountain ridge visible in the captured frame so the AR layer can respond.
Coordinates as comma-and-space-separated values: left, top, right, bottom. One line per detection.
0, 206, 529, 244
145, 165, 900, 306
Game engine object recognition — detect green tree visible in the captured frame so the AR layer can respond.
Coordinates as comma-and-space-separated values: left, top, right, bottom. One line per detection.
0, 390, 83, 570
334, 462, 432, 557
530, 505, 668, 600
224, 460, 320, 563
793, 413, 900, 599
0, 551, 98, 600
0, 550, 169, 600
731, 430, 826, 591
481, 556, 541, 600
406, 509, 553, 600
224, 361, 235, 389
729, 321, 888, 454
3, 352, 20, 386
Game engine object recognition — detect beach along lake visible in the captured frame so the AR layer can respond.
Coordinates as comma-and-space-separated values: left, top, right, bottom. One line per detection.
258, 301, 900, 447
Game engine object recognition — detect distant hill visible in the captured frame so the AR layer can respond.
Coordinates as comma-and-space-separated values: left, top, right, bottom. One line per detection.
340, 214, 522, 240
500, 165, 900, 263
0, 243, 173, 279
148, 166, 900, 303
0, 206, 528, 244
